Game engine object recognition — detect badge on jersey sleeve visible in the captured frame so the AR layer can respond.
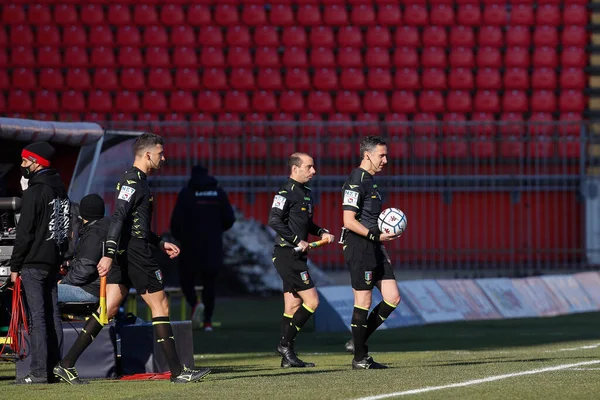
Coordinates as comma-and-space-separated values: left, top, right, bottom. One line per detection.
343, 190, 359, 208
272, 195, 286, 210
118, 185, 136, 202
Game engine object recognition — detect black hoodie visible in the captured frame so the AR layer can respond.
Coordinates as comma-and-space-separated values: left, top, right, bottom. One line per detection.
10, 168, 70, 273
170, 166, 235, 270
60, 217, 110, 297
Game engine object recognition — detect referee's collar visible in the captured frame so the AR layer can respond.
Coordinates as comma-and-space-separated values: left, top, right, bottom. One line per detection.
288, 177, 310, 192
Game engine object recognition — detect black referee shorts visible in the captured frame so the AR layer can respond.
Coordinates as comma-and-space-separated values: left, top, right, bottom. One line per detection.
107, 237, 164, 294
343, 233, 395, 291
272, 246, 315, 293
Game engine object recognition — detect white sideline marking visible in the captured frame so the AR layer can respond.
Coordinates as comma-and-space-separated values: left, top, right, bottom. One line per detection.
354, 360, 600, 400
545, 343, 600, 352
570, 368, 600, 371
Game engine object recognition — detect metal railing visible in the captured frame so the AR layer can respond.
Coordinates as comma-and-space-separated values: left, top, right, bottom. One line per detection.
72, 120, 600, 275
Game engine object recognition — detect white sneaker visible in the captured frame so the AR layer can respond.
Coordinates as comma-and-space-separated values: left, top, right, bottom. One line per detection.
191, 303, 204, 329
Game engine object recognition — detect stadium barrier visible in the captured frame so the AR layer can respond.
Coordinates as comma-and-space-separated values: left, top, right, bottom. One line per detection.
69, 120, 600, 274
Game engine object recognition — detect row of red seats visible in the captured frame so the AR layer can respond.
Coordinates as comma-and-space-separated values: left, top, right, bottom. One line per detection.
6, 0, 588, 5
2, 89, 585, 114
3, 4, 587, 27
5, 67, 585, 91
6, 110, 581, 135
3, 24, 587, 48
4, 45, 587, 69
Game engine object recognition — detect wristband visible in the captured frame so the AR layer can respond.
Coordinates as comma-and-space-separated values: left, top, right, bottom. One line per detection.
367, 229, 380, 242
318, 228, 329, 236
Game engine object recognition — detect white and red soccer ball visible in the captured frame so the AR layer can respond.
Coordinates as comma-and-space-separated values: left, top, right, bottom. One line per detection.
377, 208, 407, 236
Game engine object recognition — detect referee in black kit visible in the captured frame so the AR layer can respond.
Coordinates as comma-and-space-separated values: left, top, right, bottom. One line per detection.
54, 133, 210, 384
339, 136, 402, 369
268, 152, 334, 368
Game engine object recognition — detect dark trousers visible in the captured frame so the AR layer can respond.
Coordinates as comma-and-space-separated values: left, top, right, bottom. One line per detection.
21, 268, 63, 379
179, 264, 217, 323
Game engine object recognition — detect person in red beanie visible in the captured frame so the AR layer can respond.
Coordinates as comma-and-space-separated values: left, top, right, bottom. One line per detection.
11, 141, 71, 384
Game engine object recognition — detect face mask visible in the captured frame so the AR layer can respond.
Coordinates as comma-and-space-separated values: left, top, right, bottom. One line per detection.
20, 165, 32, 179
20, 176, 29, 191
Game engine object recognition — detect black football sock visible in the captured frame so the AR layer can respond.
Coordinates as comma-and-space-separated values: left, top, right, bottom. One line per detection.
282, 304, 314, 346
365, 300, 397, 340
60, 312, 105, 369
279, 313, 293, 347
351, 306, 369, 361
153, 317, 183, 377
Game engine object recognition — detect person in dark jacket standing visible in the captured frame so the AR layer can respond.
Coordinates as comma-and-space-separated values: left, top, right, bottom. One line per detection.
10, 141, 71, 384
170, 165, 235, 331
58, 194, 109, 304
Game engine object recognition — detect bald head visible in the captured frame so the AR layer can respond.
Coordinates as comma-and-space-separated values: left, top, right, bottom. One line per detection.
288, 152, 315, 184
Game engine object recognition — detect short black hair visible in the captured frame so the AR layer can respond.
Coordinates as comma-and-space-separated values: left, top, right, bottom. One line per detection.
360, 136, 386, 159
288, 152, 309, 169
133, 133, 164, 155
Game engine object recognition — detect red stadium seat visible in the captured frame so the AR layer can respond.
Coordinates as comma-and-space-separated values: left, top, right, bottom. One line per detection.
297, 5, 322, 26
476, 68, 502, 90
224, 91, 250, 113
310, 27, 335, 48
404, 5, 428, 26
561, 47, 587, 68
270, 5, 294, 26
255, 26, 279, 47
338, 47, 363, 68
365, 47, 391, 68
197, 91, 222, 113
430, 5, 455, 25
562, 26, 587, 47
340, 68, 365, 90
11, 46, 35, 67
449, 26, 475, 47
367, 68, 392, 90
503, 68, 529, 90
285, 68, 310, 90
282, 26, 308, 47
255, 47, 280, 68
116, 26, 142, 46
93, 68, 118, 90
422, 26, 447, 47
283, 47, 308, 68
338, 26, 363, 47
148, 68, 173, 90
228, 47, 252, 68
162, 113, 188, 137
141, 91, 168, 113
311, 47, 336, 68
363, 91, 389, 113
477, 47, 502, 68
478, 26, 503, 47
63, 26, 88, 46
395, 68, 420, 90
531, 68, 557, 90
412, 113, 439, 157
474, 90, 501, 113
90, 26, 114, 47
28, 5, 52, 25
133, 5, 158, 25
323, 5, 349, 26
532, 47, 557, 68
457, 4, 481, 26
144, 26, 169, 46
160, 5, 185, 26
81, 5, 105, 25
506, 26, 531, 47
175, 68, 200, 90
199, 26, 224, 47
483, 4, 507, 26
35, 90, 59, 113
115, 91, 141, 113
202, 68, 227, 90
145, 47, 170, 68
336, 91, 362, 114
258, 68, 283, 90
351, 5, 377, 26
169, 91, 195, 113
449, 47, 474, 68
366, 26, 392, 48
446, 90, 472, 113
422, 68, 446, 90
560, 68, 586, 90
313, 68, 338, 90
0, 70, 9, 90
66, 68, 91, 90
377, 5, 402, 26
37, 25, 60, 46
307, 91, 333, 114
200, 47, 224, 68
385, 113, 410, 138
187, 5, 211, 26
442, 112, 468, 137
39, 68, 64, 90
230, 68, 255, 90
355, 113, 381, 135
528, 112, 555, 136
242, 5, 267, 26
215, 5, 239, 26
171, 26, 196, 46
499, 113, 525, 158
88, 90, 113, 113
563, 5, 588, 26
531, 90, 556, 113
536, 5, 560, 26
394, 27, 420, 47
559, 91, 585, 113
8, 90, 33, 113
37, 47, 62, 68
3, 5, 26, 25
418, 91, 444, 113
421, 47, 446, 68
503, 90, 528, 113
391, 91, 417, 113
271, 112, 297, 136
448, 68, 474, 90
121, 68, 146, 90
505, 47, 530, 68
512, 5, 534, 25
533, 26, 558, 47
279, 91, 305, 113
12, 68, 36, 89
